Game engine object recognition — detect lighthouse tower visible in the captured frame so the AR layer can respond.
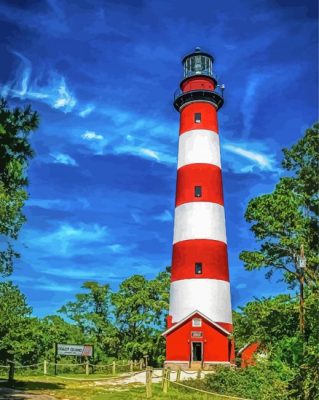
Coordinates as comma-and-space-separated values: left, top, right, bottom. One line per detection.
162, 48, 234, 369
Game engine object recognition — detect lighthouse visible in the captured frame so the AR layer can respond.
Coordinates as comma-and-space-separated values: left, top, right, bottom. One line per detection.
162, 48, 234, 369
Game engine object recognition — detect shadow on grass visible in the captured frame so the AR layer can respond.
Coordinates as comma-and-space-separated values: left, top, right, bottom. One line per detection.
0, 379, 65, 391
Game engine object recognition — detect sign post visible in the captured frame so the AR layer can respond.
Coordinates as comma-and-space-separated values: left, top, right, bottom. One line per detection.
54, 343, 94, 375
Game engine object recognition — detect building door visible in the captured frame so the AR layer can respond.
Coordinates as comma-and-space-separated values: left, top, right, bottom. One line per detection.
192, 342, 203, 362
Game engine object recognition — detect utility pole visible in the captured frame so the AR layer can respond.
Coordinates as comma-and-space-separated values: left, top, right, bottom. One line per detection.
297, 244, 306, 336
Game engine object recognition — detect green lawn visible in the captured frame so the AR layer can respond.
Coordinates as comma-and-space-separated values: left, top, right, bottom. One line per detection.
0, 375, 237, 399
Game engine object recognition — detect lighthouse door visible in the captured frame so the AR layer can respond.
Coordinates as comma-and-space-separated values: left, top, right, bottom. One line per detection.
192, 342, 203, 362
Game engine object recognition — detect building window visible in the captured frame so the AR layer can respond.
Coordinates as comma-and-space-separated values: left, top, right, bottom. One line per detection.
194, 186, 202, 197
195, 262, 202, 275
194, 112, 201, 123
192, 318, 202, 327
191, 331, 203, 338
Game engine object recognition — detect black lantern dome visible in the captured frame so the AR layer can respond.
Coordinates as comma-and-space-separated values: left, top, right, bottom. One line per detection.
182, 47, 214, 78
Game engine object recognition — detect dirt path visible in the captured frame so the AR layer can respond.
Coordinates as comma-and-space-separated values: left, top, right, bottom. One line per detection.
0, 387, 57, 400
95, 369, 209, 386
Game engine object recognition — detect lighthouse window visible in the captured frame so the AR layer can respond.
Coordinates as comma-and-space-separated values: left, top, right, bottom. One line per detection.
195, 262, 202, 275
192, 318, 202, 327
194, 113, 201, 123
194, 186, 202, 197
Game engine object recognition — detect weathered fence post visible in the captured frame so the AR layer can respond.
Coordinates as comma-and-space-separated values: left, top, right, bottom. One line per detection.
145, 366, 153, 398
139, 359, 143, 370
8, 361, 15, 385
176, 366, 181, 382
85, 360, 89, 375
167, 367, 171, 389
197, 368, 202, 379
163, 368, 168, 393
130, 360, 133, 372
112, 360, 116, 375
43, 360, 47, 375
161, 367, 166, 389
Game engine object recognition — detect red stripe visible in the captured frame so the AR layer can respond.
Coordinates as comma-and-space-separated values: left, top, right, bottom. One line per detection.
181, 76, 216, 92
180, 102, 218, 135
175, 164, 224, 207
171, 239, 229, 282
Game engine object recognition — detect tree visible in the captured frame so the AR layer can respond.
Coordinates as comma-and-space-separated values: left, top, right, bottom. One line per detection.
233, 294, 299, 350
0, 99, 39, 276
111, 269, 170, 363
0, 282, 36, 363
59, 281, 118, 360
240, 124, 319, 288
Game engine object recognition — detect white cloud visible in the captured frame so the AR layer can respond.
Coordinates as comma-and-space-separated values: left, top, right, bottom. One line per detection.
1, 51, 77, 113
114, 144, 176, 165
107, 243, 133, 254
49, 152, 78, 166
236, 283, 248, 290
82, 130, 104, 140
154, 210, 173, 222
79, 105, 95, 118
53, 79, 77, 111
28, 222, 109, 257
27, 198, 90, 210
140, 147, 160, 161
223, 143, 275, 172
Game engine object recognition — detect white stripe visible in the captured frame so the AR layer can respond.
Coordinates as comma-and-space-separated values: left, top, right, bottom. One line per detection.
178, 129, 221, 169
173, 202, 227, 244
169, 279, 232, 324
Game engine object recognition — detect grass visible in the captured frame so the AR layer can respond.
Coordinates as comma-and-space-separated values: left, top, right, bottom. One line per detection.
0, 375, 237, 399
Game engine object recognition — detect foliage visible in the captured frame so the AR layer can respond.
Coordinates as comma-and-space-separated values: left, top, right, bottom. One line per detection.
59, 281, 119, 361
0, 282, 37, 363
201, 363, 293, 400
240, 123, 319, 288
57, 270, 170, 364
233, 294, 299, 350
112, 269, 170, 364
0, 99, 39, 276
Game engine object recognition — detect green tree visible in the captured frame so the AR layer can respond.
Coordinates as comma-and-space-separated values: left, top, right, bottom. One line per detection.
59, 281, 118, 361
111, 269, 170, 363
240, 124, 319, 288
0, 99, 39, 276
233, 294, 299, 350
0, 282, 37, 364
39, 315, 86, 361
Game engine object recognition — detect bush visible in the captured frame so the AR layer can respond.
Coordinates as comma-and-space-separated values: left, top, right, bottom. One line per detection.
202, 363, 294, 400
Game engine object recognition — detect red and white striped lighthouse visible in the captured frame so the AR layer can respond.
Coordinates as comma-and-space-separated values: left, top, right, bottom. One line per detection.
162, 48, 234, 369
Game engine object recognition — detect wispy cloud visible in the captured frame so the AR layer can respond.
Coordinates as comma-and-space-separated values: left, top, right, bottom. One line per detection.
107, 243, 135, 254
82, 130, 104, 140
49, 152, 78, 166
53, 79, 77, 111
114, 144, 176, 165
25, 222, 109, 258
79, 106, 95, 118
27, 198, 90, 211
154, 210, 173, 222
11, 275, 75, 292
222, 142, 276, 172
1, 51, 77, 113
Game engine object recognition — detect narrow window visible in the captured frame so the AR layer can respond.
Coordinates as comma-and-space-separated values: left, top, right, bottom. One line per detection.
194, 112, 201, 123
194, 186, 202, 197
195, 262, 202, 275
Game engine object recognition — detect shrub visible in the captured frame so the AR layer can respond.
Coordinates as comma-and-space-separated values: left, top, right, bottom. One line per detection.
202, 363, 294, 400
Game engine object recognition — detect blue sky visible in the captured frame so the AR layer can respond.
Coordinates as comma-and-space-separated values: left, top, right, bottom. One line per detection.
0, 0, 317, 317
